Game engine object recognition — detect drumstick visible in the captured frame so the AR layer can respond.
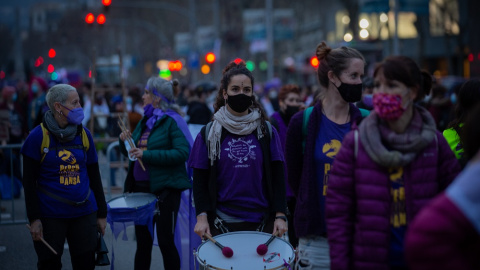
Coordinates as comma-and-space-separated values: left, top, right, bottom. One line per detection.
26, 224, 58, 255
203, 233, 234, 258
117, 119, 146, 171
256, 234, 276, 256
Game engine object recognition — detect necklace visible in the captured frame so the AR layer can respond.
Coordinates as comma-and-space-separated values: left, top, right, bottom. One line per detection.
322, 105, 350, 124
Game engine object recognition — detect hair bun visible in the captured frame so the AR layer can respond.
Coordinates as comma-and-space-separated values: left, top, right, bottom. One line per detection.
222, 60, 246, 75
316, 41, 331, 60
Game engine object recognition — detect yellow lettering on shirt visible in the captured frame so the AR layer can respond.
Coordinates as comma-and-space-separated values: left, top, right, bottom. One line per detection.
58, 163, 81, 186
323, 164, 330, 195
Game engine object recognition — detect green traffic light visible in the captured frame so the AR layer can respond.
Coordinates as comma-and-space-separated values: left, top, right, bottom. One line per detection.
246, 61, 255, 71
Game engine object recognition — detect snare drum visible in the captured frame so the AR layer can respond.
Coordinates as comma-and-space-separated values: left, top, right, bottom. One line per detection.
107, 192, 157, 224
195, 231, 295, 270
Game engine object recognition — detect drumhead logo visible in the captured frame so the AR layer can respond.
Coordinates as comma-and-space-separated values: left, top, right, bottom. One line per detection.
263, 252, 281, 263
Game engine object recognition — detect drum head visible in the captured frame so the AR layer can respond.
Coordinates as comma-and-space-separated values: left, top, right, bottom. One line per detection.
196, 231, 294, 269
108, 192, 157, 209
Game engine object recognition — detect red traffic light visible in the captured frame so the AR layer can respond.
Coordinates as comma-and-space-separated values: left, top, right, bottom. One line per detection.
310, 56, 319, 68
102, 0, 111, 6
97, 14, 106, 24
48, 49, 56, 58
168, 60, 183, 71
233, 58, 243, 64
85, 13, 95, 24
34, 56, 44, 67
205, 52, 216, 64
47, 64, 55, 73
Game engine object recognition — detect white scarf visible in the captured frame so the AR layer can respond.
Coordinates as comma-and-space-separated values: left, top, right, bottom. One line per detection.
208, 106, 263, 165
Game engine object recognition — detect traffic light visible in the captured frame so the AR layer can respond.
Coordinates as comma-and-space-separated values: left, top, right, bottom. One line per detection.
201, 64, 211, 74
47, 64, 55, 73
85, 13, 95, 24
168, 60, 182, 71
310, 56, 319, 68
205, 52, 216, 64
34, 56, 44, 67
97, 14, 106, 25
233, 58, 243, 64
48, 49, 56, 58
102, 0, 111, 12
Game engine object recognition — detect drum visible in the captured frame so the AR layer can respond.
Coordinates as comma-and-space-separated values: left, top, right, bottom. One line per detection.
107, 192, 157, 224
195, 231, 295, 270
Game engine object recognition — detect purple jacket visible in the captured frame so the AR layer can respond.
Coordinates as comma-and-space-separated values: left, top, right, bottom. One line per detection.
285, 102, 362, 238
326, 129, 461, 270
405, 193, 480, 270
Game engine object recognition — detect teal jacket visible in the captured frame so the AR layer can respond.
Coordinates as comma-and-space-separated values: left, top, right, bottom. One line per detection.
120, 115, 192, 193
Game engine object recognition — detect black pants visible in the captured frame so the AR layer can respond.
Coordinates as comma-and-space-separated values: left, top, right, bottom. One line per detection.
134, 189, 182, 270
34, 212, 97, 270
287, 198, 298, 248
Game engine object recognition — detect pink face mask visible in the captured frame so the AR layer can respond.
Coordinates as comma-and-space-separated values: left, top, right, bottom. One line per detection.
373, 92, 408, 121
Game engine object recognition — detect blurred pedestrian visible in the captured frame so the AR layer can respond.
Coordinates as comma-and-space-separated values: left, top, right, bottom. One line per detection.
405, 103, 480, 270
326, 56, 461, 270
22, 84, 107, 270
356, 76, 374, 111
427, 83, 453, 132
270, 83, 303, 248
443, 78, 480, 168
119, 77, 192, 270
189, 60, 288, 238
285, 41, 366, 269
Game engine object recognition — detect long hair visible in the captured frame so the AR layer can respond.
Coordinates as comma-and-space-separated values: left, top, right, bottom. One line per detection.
213, 60, 269, 127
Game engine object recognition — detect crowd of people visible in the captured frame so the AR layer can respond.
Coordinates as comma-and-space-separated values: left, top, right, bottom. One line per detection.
0, 40, 479, 270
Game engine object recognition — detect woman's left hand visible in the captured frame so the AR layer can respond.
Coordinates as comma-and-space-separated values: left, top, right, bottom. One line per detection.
272, 217, 288, 237
97, 218, 107, 235
128, 148, 144, 159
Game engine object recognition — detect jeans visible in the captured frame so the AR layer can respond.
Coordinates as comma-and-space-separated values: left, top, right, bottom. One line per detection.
296, 235, 330, 270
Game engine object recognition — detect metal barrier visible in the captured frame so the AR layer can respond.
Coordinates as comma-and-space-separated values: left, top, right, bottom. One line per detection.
0, 143, 27, 225
0, 140, 129, 226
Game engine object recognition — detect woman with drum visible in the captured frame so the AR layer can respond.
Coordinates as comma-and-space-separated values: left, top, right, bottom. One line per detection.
188, 60, 288, 239
22, 84, 107, 269
119, 77, 192, 270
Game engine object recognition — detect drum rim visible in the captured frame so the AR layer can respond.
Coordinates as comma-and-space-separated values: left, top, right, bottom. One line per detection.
195, 231, 295, 269
107, 192, 157, 203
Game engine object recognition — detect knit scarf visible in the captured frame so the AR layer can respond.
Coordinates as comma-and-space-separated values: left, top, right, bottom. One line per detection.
359, 105, 437, 167
43, 110, 78, 143
208, 106, 263, 165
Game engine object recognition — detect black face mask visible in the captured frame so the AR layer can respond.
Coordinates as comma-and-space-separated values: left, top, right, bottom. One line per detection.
227, 94, 253, 113
284, 105, 300, 119
335, 81, 363, 103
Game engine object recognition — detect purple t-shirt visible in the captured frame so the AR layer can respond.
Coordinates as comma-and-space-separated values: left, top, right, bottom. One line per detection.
133, 127, 150, 181
188, 127, 284, 222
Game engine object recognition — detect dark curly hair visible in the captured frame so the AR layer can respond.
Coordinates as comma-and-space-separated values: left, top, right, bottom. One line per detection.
278, 84, 301, 102
212, 60, 269, 130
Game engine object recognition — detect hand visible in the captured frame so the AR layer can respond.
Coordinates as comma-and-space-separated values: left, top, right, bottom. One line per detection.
97, 218, 107, 236
128, 148, 144, 159
30, 219, 43, 241
119, 130, 131, 141
194, 214, 210, 238
272, 214, 288, 237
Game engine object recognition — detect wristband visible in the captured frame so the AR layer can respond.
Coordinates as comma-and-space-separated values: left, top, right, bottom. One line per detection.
197, 212, 207, 217
275, 215, 287, 222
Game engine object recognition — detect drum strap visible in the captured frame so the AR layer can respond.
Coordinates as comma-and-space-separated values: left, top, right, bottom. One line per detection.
38, 186, 91, 206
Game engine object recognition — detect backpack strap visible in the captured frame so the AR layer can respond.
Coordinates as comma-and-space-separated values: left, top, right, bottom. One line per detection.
40, 123, 90, 163
81, 127, 90, 152
359, 108, 370, 118
40, 123, 50, 163
265, 120, 272, 139
302, 106, 314, 153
